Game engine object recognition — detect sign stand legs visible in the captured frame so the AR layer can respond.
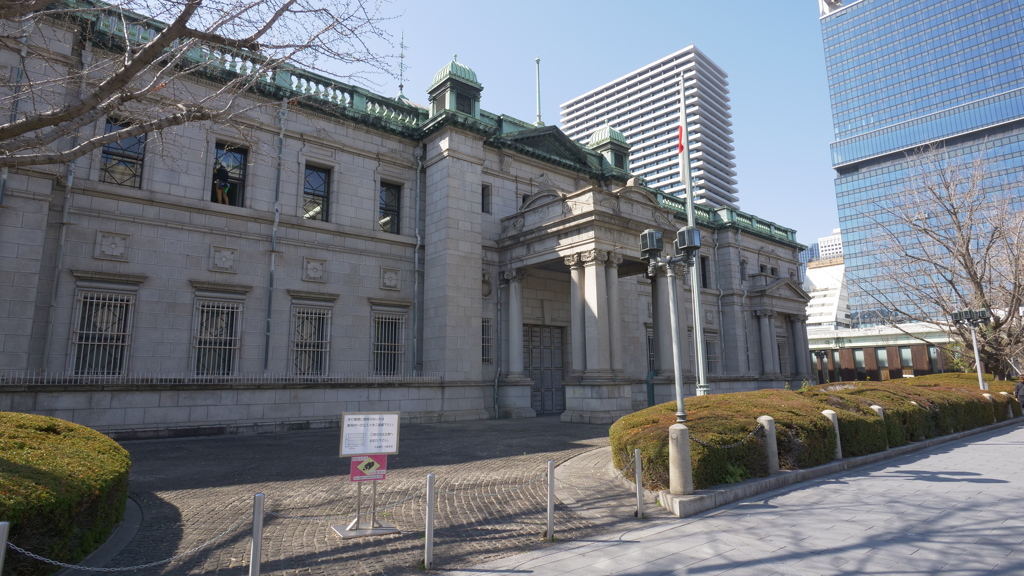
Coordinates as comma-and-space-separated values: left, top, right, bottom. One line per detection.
333, 480, 399, 539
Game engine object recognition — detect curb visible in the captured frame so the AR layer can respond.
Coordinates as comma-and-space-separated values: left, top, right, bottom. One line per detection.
659, 416, 1024, 518
55, 496, 143, 576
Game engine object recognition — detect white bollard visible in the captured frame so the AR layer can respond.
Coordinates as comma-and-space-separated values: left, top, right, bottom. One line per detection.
869, 405, 888, 449
425, 474, 435, 570
1000, 392, 1014, 419
982, 393, 996, 422
757, 416, 779, 475
1, 521, 9, 575
249, 493, 264, 576
634, 448, 644, 519
822, 410, 842, 460
546, 461, 554, 540
669, 424, 693, 495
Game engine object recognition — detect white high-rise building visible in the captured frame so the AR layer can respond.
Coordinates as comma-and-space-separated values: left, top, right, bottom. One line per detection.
560, 46, 738, 208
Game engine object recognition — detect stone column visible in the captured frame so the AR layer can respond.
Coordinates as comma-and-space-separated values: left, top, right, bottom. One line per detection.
565, 253, 586, 374
792, 315, 809, 376
756, 309, 776, 374
653, 269, 674, 379
606, 252, 623, 373
505, 268, 526, 375
581, 249, 611, 374
498, 267, 535, 418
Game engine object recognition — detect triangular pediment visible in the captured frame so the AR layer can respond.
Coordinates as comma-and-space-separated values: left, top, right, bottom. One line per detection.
753, 278, 811, 302
501, 126, 592, 167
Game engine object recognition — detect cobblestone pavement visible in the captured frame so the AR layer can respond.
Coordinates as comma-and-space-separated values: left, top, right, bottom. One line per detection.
100, 417, 669, 576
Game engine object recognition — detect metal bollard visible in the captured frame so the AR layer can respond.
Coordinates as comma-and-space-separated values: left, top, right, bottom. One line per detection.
249, 493, 264, 576
546, 461, 555, 540
1, 521, 9, 575
634, 448, 644, 519
425, 474, 435, 570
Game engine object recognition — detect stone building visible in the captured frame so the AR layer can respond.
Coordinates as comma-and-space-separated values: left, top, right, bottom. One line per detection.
0, 14, 810, 438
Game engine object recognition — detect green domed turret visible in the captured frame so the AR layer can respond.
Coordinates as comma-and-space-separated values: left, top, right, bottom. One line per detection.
429, 55, 481, 92
587, 122, 628, 149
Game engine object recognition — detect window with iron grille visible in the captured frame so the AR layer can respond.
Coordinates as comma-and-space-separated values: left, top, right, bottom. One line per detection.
71, 291, 134, 375
193, 299, 242, 376
481, 317, 493, 363
302, 165, 330, 221
646, 325, 656, 373
379, 182, 400, 233
705, 335, 720, 375
99, 119, 146, 188
211, 142, 248, 206
292, 306, 331, 375
372, 312, 405, 375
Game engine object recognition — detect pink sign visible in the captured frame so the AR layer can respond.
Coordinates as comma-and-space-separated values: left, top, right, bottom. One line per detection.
350, 454, 387, 481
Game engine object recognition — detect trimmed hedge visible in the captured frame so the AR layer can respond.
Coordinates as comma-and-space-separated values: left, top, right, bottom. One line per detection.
0, 413, 131, 576
610, 376, 1020, 492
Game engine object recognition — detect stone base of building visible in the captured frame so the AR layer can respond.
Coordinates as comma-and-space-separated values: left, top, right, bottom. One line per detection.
561, 374, 636, 424
0, 379, 495, 440
497, 374, 538, 419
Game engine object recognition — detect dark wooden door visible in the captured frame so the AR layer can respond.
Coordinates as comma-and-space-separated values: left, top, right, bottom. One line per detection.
524, 325, 565, 414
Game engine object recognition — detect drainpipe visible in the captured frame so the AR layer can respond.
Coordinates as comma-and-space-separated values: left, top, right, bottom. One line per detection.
42, 41, 91, 369
262, 100, 288, 373
713, 229, 725, 370
0, 21, 29, 217
493, 281, 505, 419
737, 228, 751, 374
413, 145, 424, 374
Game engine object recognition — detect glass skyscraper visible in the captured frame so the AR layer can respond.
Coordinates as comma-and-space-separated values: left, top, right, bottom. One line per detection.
819, 0, 1024, 325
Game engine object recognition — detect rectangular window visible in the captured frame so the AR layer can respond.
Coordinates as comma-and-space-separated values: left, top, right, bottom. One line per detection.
481, 183, 492, 214
899, 346, 913, 368
372, 312, 405, 375
778, 338, 790, 375
302, 166, 330, 222
212, 143, 248, 207
379, 182, 401, 234
700, 256, 710, 289
99, 119, 146, 188
193, 299, 242, 376
705, 336, 720, 375
71, 291, 134, 375
455, 92, 473, 114
481, 318, 493, 363
832, 350, 842, 382
854, 348, 866, 379
875, 348, 889, 369
292, 306, 331, 375
646, 325, 656, 374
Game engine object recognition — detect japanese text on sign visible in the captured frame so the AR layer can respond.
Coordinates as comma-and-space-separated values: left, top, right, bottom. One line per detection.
339, 412, 400, 456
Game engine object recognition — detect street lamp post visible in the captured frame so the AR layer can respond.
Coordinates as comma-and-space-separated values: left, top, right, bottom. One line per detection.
952, 309, 991, 390
641, 228, 700, 423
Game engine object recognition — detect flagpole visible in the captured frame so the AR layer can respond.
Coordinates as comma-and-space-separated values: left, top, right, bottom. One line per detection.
678, 78, 709, 397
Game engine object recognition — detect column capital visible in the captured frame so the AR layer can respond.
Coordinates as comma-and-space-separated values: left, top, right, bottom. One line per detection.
563, 253, 585, 268
792, 314, 808, 323
581, 249, 609, 265
755, 309, 776, 319
502, 267, 526, 282
606, 252, 623, 267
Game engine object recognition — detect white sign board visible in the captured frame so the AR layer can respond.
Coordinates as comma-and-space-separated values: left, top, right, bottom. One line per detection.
340, 412, 400, 456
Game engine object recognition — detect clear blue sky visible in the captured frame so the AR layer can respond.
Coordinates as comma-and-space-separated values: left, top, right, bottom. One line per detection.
364, 1, 839, 246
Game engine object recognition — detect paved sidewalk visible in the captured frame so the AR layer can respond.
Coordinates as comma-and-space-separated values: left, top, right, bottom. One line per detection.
452, 421, 1024, 576
78, 417, 659, 576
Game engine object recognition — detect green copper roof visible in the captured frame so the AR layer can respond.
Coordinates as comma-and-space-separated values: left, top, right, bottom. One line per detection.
429, 55, 481, 91
587, 122, 628, 149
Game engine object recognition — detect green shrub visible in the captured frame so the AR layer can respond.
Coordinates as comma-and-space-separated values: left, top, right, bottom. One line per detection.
0, 413, 131, 576
611, 379, 1017, 493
